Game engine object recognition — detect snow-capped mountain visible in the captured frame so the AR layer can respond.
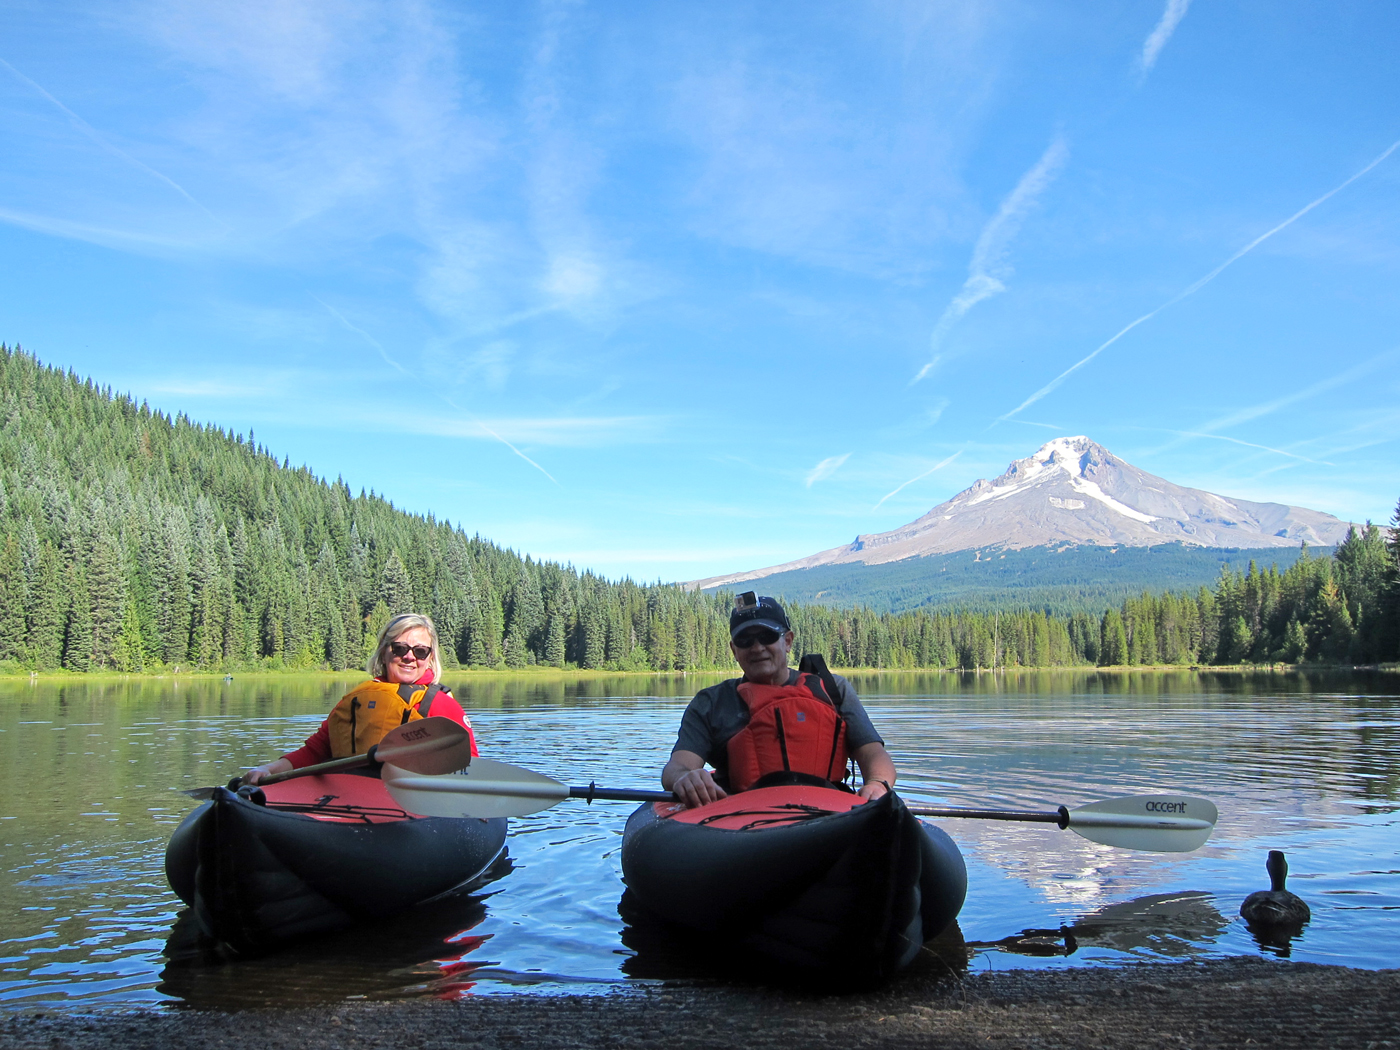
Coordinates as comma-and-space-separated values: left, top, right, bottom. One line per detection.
692, 436, 1356, 591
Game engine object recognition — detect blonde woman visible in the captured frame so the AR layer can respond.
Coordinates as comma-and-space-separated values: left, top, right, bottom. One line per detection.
244, 613, 477, 784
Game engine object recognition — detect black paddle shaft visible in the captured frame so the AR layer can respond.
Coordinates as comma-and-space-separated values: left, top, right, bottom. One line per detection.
559, 786, 1073, 825
570, 783, 675, 804
909, 805, 1071, 829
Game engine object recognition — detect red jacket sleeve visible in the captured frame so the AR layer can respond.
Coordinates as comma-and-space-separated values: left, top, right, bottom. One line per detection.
282, 720, 333, 769
426, 689, 480, 757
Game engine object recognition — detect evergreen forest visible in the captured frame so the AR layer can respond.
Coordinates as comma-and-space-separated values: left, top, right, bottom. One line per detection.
1, 347, 1397, 675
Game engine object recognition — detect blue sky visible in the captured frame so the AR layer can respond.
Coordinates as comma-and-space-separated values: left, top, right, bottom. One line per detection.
2, 1, 1397, 582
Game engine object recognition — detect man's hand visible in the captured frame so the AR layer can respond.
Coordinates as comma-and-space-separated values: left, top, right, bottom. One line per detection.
662, 750, 728, 808
672, 767, 728, 808
857, 779, 889, 801
852, 741, 896, 802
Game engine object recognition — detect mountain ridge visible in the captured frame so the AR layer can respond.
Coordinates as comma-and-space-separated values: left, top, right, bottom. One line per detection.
692, 436, 1356, 592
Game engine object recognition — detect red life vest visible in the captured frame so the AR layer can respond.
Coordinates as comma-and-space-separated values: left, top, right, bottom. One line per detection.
725, 672, 849, 792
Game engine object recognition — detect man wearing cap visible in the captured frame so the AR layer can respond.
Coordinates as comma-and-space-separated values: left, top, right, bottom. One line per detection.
661, 593, 897, 808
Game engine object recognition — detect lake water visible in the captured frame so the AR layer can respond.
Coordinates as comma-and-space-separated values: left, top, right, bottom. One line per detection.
1, 669, 1396, 1010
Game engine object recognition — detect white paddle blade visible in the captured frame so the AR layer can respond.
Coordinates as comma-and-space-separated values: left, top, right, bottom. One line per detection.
1067, 794, 1218, 853
376, 716, 474, 775
382, 758, 569, 818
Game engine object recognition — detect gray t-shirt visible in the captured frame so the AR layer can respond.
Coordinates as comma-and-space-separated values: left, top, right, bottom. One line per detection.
672, 668, 883, 787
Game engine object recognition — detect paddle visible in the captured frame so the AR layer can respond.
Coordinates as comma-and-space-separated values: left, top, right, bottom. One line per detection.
182, 716, 473, 799
380, 759, 1217, 853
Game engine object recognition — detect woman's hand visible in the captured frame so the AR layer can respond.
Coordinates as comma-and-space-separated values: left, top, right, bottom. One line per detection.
242, 758, 293, 785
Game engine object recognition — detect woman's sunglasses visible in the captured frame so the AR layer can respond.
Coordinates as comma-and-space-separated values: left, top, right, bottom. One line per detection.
732, 628, 782, 649
388, 641, 433, 661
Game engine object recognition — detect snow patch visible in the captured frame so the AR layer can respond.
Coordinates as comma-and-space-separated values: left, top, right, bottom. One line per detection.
1068, 477, 1157, 523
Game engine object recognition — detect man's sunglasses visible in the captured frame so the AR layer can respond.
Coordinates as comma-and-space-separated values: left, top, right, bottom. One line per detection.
388, 641, 433, 661
732, 628, 782, 649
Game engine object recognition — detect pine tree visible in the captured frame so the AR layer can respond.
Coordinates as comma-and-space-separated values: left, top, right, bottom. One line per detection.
87, 532, 126, 668
1099, 608, 1128, 666
62, 563, 94, 671
0, 535, 27, 662
544, 614, 566, 667
1280, 616, 1306, 663
1334, 522, 1390, 661
27, 541, 66, 669
112, 600, 145, 672
380, 551, 414, 613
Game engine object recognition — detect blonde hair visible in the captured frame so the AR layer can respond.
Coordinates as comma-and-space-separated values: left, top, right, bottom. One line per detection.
367, 613, 443, 682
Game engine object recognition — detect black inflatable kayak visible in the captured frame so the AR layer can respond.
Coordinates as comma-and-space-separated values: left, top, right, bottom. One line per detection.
620, 784, 966, 984
165, 771, 507, 954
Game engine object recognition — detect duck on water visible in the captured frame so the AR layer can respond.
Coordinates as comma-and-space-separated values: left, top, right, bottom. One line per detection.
1240, 850, 1311, 928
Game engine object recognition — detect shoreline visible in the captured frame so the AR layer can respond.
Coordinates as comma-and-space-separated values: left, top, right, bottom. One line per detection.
3, 663, 1396, 684
3, 957, 1396, 1049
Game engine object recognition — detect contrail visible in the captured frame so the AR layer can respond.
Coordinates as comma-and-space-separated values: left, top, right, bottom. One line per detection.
315, 296, 560, 485
0, 57, 225, 229
1137, 428, 1329, 464
440, 396, 561, 486
1190, 346, 1400, 437
997, 138, 1400, 423
873, 451, 962, 511
913, 137, 1068, 383
1139, 0, 1192, 75
314, 297, 409, 375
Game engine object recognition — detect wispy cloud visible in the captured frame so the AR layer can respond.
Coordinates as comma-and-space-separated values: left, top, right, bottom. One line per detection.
146, 377, 285, 399
1189, 346, 1400, 438
421, 414, 661, 448
805, 453, 851, 487
1138, 0, 1192, 76
0, 206, 196, 250
873, 450, 962, 511
997, 138, 1400, 423
314, 294, 563, 482
0, 56, 224, 229
914, 136, 1067, 383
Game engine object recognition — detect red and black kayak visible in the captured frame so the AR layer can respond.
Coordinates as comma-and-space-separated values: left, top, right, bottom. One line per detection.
165, 772, 507, 955
620, 783, 966, 985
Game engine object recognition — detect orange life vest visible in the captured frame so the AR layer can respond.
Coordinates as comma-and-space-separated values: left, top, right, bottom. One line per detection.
725, 672, 849, 792
326, 680, 442, 759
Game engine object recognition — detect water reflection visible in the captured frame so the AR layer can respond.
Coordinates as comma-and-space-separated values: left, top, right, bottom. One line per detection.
1, 669, 1397, 1010
1243, 918, 1309, 958
616, 891, 973, 988
968, 891, 1229, 960
159, 889, 497, 1007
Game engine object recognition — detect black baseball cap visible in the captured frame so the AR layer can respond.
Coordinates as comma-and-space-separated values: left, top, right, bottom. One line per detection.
729, 592, 790, 639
